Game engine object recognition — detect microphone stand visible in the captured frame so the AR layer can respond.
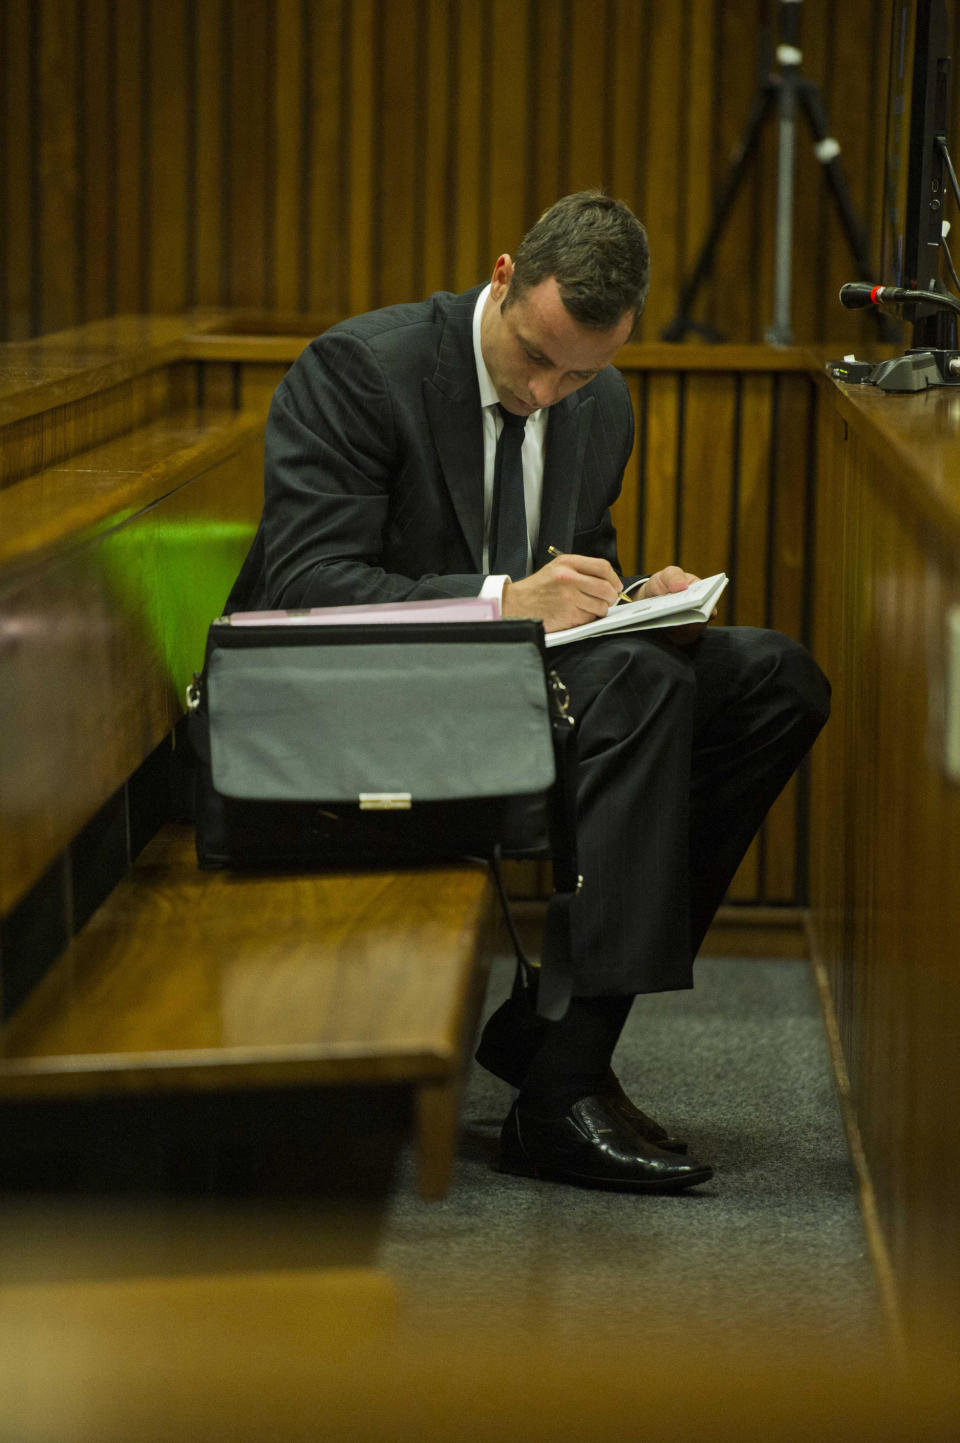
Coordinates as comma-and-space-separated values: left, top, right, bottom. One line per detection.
661, 0, 878, 345
828, 284, 960, 391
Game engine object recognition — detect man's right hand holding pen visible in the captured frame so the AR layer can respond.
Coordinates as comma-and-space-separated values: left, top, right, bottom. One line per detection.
501, 549, 706, 640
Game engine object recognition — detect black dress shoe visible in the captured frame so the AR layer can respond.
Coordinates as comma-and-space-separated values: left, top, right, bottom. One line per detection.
476, 996, 689, 1154
498, 1096, 714, 1193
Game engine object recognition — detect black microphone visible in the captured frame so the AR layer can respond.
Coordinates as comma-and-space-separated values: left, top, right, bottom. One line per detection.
839, 281, 960, 316
838, 283, 905, 309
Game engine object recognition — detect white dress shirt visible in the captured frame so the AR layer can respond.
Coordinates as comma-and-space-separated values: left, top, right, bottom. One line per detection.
472, 284, 549, 601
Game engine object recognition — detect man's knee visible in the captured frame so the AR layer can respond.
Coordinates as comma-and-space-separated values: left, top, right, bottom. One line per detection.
738, 628, 831, 741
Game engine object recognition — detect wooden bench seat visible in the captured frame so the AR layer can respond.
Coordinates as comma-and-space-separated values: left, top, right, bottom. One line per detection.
0, 824, 496, 1199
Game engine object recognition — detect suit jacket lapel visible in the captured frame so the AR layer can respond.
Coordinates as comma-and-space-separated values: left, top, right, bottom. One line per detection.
423, 288, 485, 572
534, 392, 594, 569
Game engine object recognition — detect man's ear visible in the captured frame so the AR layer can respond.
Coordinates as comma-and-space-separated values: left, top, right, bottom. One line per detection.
490, 254, 514, 303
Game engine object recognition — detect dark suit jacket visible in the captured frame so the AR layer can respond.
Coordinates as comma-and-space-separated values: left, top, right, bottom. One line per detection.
226, 285, 636, 613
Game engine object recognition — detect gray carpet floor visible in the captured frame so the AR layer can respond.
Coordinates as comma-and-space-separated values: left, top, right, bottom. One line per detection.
377, 951, 889, 1355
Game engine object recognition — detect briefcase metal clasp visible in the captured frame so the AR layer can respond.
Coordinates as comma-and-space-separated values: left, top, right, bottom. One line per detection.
359, 792, 412, 810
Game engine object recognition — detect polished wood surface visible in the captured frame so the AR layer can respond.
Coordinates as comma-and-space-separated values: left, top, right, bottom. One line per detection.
0, 407, 263, 566
0, 823, 495, 1198
0, 825, 494, 1091
1, 1, 945, 348
809, 372, 960, 1345
0, 396, 263, 915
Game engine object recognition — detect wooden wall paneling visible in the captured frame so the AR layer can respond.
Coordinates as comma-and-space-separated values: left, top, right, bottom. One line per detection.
1, 0, 33, 340
238, 362, 290, 413
378, 0, 424, 306
675, 371, 738, 600
684, 0, 716, 289
731, 372, 774, 627
1, 369, 187, 495
789, 0, 830, 344
78, 0, 113, 327
565, 0, 607, 195
641, 0, 687, 343
306, 0, 347, 317
487, 0, 531, 271
200, 362, 239, 411
344, 0, 376, 314
527, 0, 566, 225
113, 0, 146, 315
640, 372, 680, 570
270, 0, 303, 312
815, 0, 886, 342
421, 0, 455, 297
193, 0, 225, 307
723, 370, 776, 901
808, 401, 846, 982
148, 0, 190, 315
758, 373, 812, 901
608, 0, 644, 228
452, 0, 486, 293
226, 0, 270, 308
36, 0, 80, 337
708, 0, 764, 345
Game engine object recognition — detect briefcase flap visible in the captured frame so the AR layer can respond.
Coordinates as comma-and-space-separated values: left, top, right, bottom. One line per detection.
206, 639, 556, 803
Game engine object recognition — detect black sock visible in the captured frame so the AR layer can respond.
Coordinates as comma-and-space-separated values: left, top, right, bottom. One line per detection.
518, 994, 634, 1115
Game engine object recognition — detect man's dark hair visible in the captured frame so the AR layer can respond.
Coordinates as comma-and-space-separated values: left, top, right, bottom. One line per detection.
505, 191, 650, 335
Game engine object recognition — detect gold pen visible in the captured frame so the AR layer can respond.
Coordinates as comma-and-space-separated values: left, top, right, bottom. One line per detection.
547, 546, 635, 605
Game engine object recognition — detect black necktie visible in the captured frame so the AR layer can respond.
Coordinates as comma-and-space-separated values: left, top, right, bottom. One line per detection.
490, 405, 528, 578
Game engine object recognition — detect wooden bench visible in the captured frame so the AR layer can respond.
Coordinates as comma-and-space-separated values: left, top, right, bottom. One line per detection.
0, 317, 498, 1199
0, 825, 495, 1198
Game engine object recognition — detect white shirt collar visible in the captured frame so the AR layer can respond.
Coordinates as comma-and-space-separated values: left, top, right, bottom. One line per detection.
471, 283, 544, 422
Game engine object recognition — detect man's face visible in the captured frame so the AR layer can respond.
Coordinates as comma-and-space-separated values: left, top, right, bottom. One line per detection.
479, 254, 634, 416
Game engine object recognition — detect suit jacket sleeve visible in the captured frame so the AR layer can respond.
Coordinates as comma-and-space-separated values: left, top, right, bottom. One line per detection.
247, 327, 490, 610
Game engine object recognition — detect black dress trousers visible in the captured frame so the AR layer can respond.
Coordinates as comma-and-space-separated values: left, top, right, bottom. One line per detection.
547, 625, 831, 998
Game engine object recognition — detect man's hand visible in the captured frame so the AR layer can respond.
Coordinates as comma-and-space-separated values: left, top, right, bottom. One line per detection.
502, 552, 622, 633
636, 564, 710, 646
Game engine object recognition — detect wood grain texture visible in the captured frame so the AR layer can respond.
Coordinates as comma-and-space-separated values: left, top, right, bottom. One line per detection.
0, 823, 495, 1096
4, 0, 938, 345
0, 335, 264, 914
809, 373, 960, 1345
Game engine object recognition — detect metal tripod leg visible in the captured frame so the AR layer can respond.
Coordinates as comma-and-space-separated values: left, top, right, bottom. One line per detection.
797, 79, 875, 280
660, 83, 777, 343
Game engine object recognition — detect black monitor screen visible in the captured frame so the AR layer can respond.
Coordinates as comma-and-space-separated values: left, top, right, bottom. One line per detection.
881, 0, 951, 297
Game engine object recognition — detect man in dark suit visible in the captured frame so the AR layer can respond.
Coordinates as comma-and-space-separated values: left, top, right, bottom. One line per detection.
227, 192, 830, 1194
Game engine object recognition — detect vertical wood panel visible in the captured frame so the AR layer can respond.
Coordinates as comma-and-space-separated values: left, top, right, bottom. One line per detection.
528, 0, 565, 222
113, 0, 145, 314
271, 0, 303, 311
641, 0, 686, 342
2, 0, 34, 339
678, 373, 738, 597
452, 0, 485, 291
305, 0, 347, 316
3, 0, 949, 344
566, 0, 606, 193
193, 0, 224, 307
641, 374, 680, 568
346, 0, 376, 313
227, 0, 270, 307
78, 0, 113, 324
488, 0, 530, 265
421, 0, 454, 295
37, 0, 80, 334
379, 0, 423, 304
149, 0, 189, 312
